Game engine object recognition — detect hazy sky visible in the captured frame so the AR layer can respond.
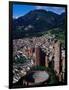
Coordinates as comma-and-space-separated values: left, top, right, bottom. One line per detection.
13, 4, 65, 18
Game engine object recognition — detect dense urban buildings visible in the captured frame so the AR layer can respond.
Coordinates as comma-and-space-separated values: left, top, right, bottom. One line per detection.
13, 35, 65, 85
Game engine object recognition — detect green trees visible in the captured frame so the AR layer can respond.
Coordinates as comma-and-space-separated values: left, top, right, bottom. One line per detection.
47, 68, 59, 84
13, 55, 29, 64
31, 65, 48, 71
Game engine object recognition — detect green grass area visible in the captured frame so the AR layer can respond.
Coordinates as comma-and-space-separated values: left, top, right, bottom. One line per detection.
41, 27, 65, 47
48, 28, 65, 47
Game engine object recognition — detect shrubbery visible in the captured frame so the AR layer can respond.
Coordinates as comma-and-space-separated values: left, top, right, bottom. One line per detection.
13, 55, 29, 64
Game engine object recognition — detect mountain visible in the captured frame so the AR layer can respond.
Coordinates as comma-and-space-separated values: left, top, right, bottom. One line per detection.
12, 9, 66, 39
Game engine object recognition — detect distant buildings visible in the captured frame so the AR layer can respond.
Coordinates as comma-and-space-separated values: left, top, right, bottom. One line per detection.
13, 36, 66, 83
